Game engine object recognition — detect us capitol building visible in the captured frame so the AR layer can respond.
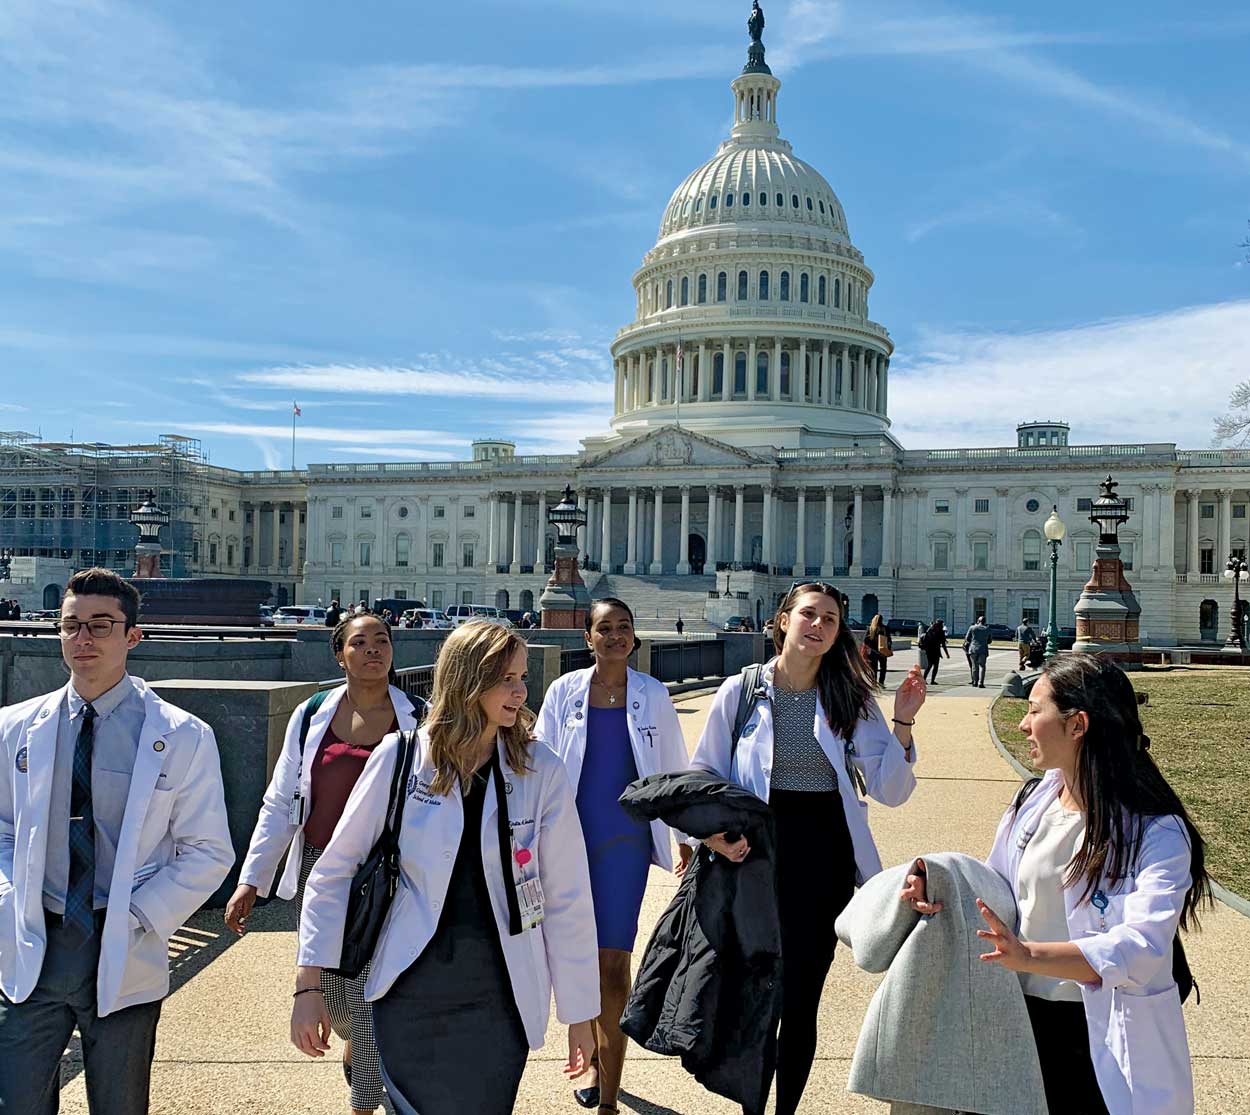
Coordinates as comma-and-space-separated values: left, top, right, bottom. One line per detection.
2, 8, 1247, 643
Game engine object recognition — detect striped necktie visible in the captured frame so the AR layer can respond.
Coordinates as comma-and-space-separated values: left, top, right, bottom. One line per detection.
64, 702, 97, 940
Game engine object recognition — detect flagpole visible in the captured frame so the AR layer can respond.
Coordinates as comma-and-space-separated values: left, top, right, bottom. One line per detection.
291, 404, 297, 470
675, 331, 682, 429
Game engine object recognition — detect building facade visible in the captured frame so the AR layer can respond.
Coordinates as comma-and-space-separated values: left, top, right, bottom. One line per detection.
2, 26, 1247, 640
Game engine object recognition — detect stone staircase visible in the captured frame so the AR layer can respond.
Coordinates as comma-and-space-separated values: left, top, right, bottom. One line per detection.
593, 573, 720, 632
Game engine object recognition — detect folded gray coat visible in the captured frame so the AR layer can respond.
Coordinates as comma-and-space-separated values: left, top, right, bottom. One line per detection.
834, 852, 1048, 1115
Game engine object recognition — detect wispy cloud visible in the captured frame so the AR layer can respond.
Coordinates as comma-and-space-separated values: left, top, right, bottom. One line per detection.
906, 194, 1083, 243
132, 420, 470, 449
890, 299, 1250, 449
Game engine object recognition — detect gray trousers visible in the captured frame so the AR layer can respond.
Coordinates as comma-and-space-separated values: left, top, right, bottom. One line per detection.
969, 652, 988, 686
0, 920, 162, 1114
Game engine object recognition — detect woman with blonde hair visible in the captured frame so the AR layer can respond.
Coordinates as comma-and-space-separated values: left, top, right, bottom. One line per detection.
292, 621, 601, 1115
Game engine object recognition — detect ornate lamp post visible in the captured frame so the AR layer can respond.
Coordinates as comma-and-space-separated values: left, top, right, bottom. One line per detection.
1225, 552, 1248, 650
130, 490, 170, 579
0, 549, 11, 581
1043, 505, 1066, 659
539, 485, 590, 629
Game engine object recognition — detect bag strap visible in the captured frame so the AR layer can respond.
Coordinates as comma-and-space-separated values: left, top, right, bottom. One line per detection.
490, 753, 524, 937
731, 663, 766, 766
298, 688, 333, 759
384, 730, 417, 837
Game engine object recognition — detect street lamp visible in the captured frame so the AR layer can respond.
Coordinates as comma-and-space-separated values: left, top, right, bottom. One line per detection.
1043, 505, 1067, 659
1225, 552, 1248, 651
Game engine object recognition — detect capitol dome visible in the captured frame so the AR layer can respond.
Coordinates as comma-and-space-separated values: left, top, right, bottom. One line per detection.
602, 4, 894, 453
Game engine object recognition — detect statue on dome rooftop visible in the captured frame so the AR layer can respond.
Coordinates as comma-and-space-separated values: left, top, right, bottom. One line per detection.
748, 1, 765, 44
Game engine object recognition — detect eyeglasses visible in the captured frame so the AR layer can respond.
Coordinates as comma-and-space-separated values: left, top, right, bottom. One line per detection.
57, 618, 128, 639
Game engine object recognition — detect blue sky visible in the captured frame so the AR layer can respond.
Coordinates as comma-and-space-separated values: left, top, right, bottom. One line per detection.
2, 0, 1248, 469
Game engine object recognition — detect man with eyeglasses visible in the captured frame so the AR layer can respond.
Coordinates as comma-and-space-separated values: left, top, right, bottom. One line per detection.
0, 566, 234, 1113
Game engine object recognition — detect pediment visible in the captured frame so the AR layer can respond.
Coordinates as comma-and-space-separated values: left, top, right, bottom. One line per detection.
582, 426, 768, 470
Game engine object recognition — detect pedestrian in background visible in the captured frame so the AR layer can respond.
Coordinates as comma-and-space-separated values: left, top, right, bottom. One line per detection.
675, 615, 685, 637
536, 598, 692, 1114
964, 615, 990, 688
326, 600, 342, 627
1016, 617, 1037, 670
920, 619, 949, 685
227, 613, 421, 1115
865, 614, 892, 685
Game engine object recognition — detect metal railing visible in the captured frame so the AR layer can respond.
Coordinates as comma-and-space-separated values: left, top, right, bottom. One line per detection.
649, 638, 725, 684
560, 648, 594, 674
317, 663, 435, 704
0, 621, 298, 640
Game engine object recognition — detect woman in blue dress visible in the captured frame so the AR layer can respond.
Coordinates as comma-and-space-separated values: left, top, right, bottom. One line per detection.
536, 598, 692, 1115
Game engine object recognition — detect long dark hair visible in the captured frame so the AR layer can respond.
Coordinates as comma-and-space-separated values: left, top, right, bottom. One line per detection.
586, 596, 642, 654
331, 612, 399, 687
771, 582, 876, 739
1041, 653, 1212, 931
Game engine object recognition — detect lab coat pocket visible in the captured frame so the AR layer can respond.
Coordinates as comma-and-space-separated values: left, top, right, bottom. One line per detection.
123, 921, 171, 998
1115, 984, 1191, 1113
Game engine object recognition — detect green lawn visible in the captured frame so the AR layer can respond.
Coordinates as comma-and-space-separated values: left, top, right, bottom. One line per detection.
992, 666, 1250, 900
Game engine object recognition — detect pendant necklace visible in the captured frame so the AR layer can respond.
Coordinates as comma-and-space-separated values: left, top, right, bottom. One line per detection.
592, 673, 624, 704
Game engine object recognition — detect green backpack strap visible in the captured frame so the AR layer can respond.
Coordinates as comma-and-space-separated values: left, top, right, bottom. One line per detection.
730, 663, 766, 766
298, 688, 333, 759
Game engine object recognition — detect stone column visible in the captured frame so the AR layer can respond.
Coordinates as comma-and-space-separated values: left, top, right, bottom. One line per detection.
762, 486, 774, 571
601, 487, 613, 573
272, 506, 282, 569
882, 358, 890, 414
511, 492, 523, 574
733, 485, 745, 566
1218, 489, 1234, 567
850, 485, 863, 575
487, 494, 498, 566
650, 486, 665, 575
772, 337, 782, 401
677, 485, 691, 575
822, 487, 835, 574
706, 485, 718, 570
881, 486, 894, 575
1187, 489, 1202, 574
586, 493, 597, 564
820, 341, 831, 405
625, 488, 639, 574
251, 505, 261, 569
721, 339, 732, 401
746, 338, 757, 401
877, 354, 887, 412
576, 491, 587, 561
697, 341, 709, 402
995, 488, 1010, 573
1160, 486, 1176, 575
1140, 484, 1155, 571
798, 339, 808, 403
793, 488, 807, 576
954, 488, 969, 570
536, 490, 547, 569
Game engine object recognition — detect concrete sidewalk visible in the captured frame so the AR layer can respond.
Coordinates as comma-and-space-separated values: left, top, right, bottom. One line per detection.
55, 686, 1248, 1114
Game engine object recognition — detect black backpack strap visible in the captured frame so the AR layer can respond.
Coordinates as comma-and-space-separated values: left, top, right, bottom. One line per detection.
298, 688, 333, 759
1012, 775, 1044, 815
491, 752, 524, 937
731, 664, 766, 767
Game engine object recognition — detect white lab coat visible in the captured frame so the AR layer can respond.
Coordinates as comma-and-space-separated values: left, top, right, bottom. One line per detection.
237, 684, 421, 899
689, 659, 917, 885
298, 728, 601, 1048
987, 768, 1195, 1115
534, 666, 690, 870
0, 678, 234, 1016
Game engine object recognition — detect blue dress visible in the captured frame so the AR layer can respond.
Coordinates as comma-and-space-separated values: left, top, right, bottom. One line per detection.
576, 706, 653, 950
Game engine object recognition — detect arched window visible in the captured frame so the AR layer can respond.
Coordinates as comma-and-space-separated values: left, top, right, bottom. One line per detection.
779, 351, 791, 397
742, 192, 750, 207
694, 197, 702, 212
759, 270, 770, 300
779, 271, 790, 301
734, 352, 747, 396
806, 196, 813, 211
835, 357, 843, 398
709, 194, 718, 210
818, 199, 826, 214
690, 354, 699, 398
791, 193, 800, 209
713, 352, 725, 395
1023, 530, 1042, 571
800, 273, 810, 303
647, 359, 655, 402
756, 352, 769, 396
680, 276, 689, 306
759, 191, 767, 206
661, 357, 670, 400
834, 277, 841, 308
737, 270, 749, 300
818, 275, 827, 305
697, 273, 707, 304
717, 271, 727, 302
665, 279, 673, 309
776, 191, 784, 207
725, 192, 734, 209
804, 353, 813, 399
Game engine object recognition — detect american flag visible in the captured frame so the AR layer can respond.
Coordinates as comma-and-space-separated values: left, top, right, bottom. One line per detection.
293, 402, 301, 417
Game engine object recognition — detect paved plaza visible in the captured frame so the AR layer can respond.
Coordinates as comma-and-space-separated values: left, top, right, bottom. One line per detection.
53, 660, 1249, 1113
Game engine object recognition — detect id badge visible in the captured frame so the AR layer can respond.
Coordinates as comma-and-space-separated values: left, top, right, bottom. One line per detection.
517, 876, 545, 929
288, 793, 305, 826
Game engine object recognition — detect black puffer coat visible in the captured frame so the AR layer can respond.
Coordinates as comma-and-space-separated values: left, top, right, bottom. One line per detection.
619, 770, 781, 1114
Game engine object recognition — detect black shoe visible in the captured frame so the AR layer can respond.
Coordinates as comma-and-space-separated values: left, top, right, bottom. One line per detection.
574, 1086, 600, 1109
343, 1060, 352, 1086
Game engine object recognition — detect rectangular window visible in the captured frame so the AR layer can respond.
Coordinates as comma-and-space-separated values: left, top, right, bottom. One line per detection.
1075, 540, 1092, 573
211, 507, 218, 519
359, 542, 372, 567
227, 545, 235, 566
394, 589, 408, 600
431, 589, 444, 609
395, 536, 409, 567
464, 505, 475, 518
933, 541, 950, 570
972, 541, 989, 571
461, 590, 473, 605
228, 509, 236, 522
359, 590, 370, 604
973, 596, 988, 622
974, 499, 990, 514
332, 506, 343, 519
1200, 504, 1215, 519
1022, 598, 1040, 626
330, 542, 343, 567
1077, 498, 1092, 512
932, 596, 948, 623
1234, 504, 1247, 519
934, 500, 950, 514
1121, 541, 1134, 571
1123, 498, 1134, 511
328, 586, 341, 604
1200, 547, 1213, 575
209, 542, 218, 564
360, 505, 372, 518
432, 542, 445, 568
462, 544, 475, 568
192, 541, 200, 563
434, 505, 446, 519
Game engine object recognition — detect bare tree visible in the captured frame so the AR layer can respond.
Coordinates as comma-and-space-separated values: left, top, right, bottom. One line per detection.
1214, 381, 1250, 446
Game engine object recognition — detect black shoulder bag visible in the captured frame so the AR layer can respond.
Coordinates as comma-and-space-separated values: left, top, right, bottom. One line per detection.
1011, 778, 1197, 1005
331, 729, 418, 979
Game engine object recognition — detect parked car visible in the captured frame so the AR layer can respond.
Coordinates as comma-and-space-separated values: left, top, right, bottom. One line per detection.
272, 605, 328, 626
986, 623, 1016, 642
445, 603, 513, 628
372, 598, 423, 622
886, 617, 924, 637
257, 605, 274, 628
723, 616, 751, 632
402, 607, 452, 629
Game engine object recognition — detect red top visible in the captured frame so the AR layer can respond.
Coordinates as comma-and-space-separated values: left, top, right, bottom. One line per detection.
304, 716, 399, 849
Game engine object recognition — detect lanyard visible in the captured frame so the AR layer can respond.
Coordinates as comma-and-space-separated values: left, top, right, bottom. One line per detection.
489, 752, 524, 937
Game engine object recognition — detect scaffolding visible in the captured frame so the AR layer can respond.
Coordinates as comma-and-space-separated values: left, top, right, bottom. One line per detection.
0, 433, 210, 576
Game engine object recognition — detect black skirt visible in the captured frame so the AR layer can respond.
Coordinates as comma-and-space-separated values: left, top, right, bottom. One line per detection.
373, 756, 528, 1115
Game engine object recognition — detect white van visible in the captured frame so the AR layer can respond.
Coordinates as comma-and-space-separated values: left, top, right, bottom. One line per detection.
403, 608, 452, 629
272, 605, 328, 626
445, 604, 513, 628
